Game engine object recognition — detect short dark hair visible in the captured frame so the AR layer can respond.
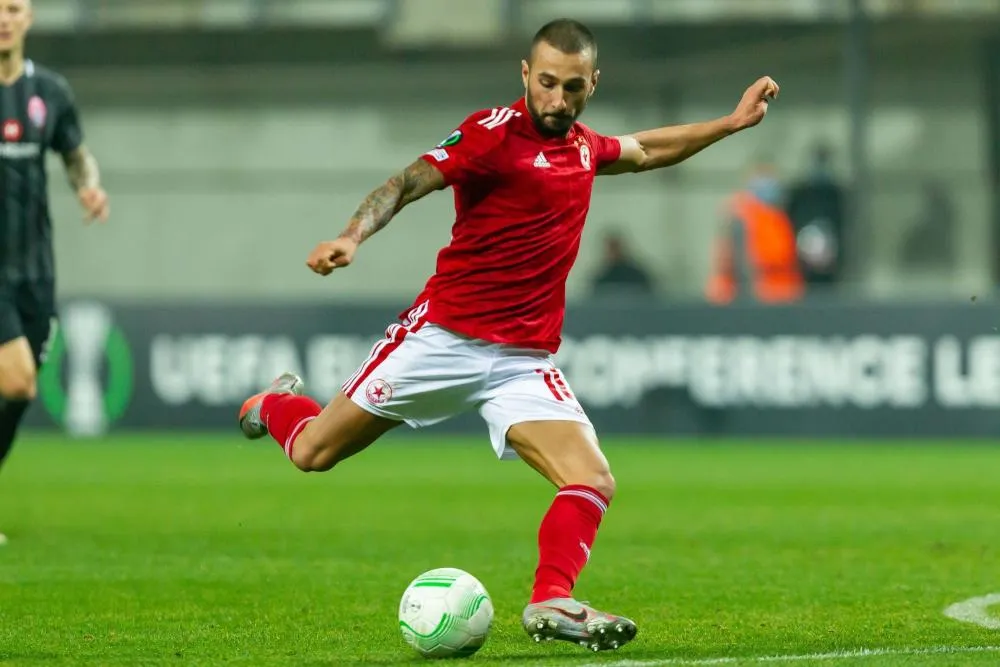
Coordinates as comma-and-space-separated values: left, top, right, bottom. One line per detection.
530, 18, 598, 67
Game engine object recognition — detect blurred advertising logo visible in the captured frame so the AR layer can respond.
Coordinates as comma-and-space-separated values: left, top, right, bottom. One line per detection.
37, 301, 134, 436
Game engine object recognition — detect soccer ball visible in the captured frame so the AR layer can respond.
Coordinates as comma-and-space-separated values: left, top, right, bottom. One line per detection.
398, 567, 494, 658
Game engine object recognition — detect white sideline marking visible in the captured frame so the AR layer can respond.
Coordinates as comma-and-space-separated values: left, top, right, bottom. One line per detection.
944, 592, 1000, 629
579, 645, 1000, 666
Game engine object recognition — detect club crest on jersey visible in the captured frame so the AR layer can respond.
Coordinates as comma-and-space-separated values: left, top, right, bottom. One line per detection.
579, 144, 592, 170
27, 96, 46, 129
3, 119, 22, 142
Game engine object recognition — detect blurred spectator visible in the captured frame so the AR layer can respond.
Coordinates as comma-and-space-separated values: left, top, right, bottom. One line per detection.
706, 160, 804, 305
786, 143, 847, 288
900, 179, 956, 270
590, 231, 655, 297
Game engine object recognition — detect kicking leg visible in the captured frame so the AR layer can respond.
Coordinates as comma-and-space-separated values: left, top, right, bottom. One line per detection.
506, 420, 636, 652
239, 374, 400, 472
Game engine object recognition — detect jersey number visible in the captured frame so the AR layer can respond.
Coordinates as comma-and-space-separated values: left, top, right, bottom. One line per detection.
478, 107, 521, 130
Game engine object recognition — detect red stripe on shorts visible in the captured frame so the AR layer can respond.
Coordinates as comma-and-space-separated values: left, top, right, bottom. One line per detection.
342, 302, 428, 397
552, 370, 575, 401
535, 369, 564, 401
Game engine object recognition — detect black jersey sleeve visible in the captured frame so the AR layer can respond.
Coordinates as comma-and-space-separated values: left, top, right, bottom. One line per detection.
50, 74, 83, 155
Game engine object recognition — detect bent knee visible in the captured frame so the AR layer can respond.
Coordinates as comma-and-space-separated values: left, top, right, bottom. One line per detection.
589, 469, 616, 502
0, 371, 37, 401
288, 432, 335, 472
572, 433, 616, 500
288, 430, 363, 473
564, 466, 616, 502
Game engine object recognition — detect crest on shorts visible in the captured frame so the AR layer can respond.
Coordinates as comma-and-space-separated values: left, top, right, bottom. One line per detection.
365, 378, 393, 406
27, 96, 46, 129
579, 143, 592, 170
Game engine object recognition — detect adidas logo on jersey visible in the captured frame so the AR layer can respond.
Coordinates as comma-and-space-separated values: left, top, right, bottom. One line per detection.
533, 152, 551, 168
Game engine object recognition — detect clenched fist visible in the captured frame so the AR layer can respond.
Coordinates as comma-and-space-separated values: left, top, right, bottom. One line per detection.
306, 237, 358, 276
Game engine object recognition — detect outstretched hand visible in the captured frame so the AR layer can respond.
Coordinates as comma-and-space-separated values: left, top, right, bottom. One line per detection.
729, 76, 780, 131
306, 237, 358, 276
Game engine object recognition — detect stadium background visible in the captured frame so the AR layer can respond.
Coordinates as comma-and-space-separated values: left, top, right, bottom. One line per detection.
6, 3, 1000, 665
21, 0, 1000, 440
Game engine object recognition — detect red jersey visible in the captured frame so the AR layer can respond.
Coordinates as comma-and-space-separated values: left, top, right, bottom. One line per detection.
409, 97, 621, 353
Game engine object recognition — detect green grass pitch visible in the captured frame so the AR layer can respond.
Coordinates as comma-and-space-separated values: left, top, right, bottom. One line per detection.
1, 433, 999, 666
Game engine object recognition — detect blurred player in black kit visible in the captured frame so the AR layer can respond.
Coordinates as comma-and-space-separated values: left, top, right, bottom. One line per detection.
0, 0, 110, 543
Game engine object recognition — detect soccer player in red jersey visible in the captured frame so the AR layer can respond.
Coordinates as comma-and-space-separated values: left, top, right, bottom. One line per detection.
239, 19, 778, 652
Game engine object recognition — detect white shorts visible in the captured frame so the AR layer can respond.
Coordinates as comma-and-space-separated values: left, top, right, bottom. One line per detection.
341, 303, 592, 460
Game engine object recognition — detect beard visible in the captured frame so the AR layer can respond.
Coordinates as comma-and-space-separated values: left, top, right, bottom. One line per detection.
525, 92, 577, 138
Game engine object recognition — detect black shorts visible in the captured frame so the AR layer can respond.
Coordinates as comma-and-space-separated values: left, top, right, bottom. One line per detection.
0, 283, 56, 368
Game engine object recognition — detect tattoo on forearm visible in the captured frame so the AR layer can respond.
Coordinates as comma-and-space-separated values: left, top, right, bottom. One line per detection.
64, 147, 100, 190
340, 159, 444, 244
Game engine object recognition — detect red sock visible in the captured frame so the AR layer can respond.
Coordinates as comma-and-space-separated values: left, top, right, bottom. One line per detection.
260, 394, 321, 460
530, 484, 609, 603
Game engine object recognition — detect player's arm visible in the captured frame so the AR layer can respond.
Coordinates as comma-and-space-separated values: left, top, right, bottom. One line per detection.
62, 145, 99, 190
306, 159, 445, 276
340, 159, 445, 245
308, 109, 500, 276
599, 76, 779, 176
60, 145, 110, 223
52, 74, 110, 224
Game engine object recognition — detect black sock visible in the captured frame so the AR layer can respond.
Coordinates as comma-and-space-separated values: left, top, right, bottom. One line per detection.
0, 399, 30, 472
